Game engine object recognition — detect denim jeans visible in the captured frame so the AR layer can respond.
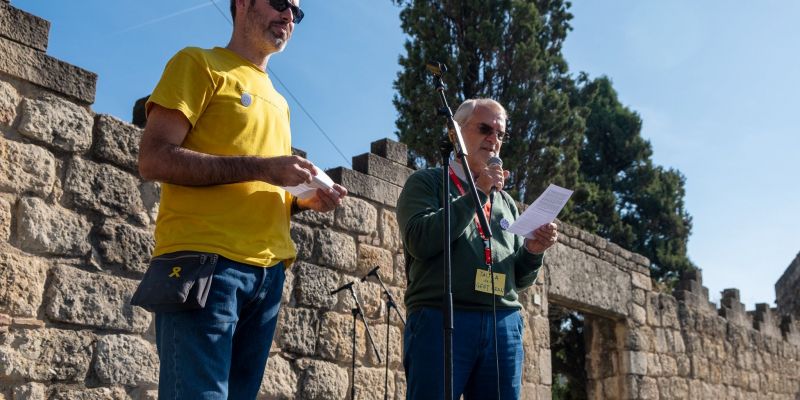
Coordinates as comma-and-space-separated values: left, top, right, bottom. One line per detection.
403, 307, 524, 400
155, 256, 285, 400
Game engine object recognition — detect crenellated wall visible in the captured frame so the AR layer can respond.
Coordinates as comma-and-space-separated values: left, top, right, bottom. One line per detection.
1, 2, 800, 399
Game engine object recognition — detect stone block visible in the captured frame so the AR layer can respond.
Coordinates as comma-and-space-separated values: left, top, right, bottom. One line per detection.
395, 371, 407, 400
18, 95, 93, 152
93, 334, 158, 386
45, 265, 151, 333
630, 304, 646, 326
393, 253, 406, 287
327, 167, 401, 208
370, 138, 408, 165
625, 327, 652, 352
317, 311, 362, 363
139, 180, 160, 224
358, 244, 393, 277
0, 4, 49, 51
64, 157, 147, 222
0, 248, 48, 317
631, 271, 651, 291
0, 327, 93, 382
0, 138, 56, 197
638, 376, 658, 399
334, 196, 377, 235
93, 114, 142, 172
259, 355, 298, 399
298, 359, 349, 400
353, 367, 395, 400
545, 243, 631, 317
277, 307, 318, 356
50, 387, 128, 400
282, 265, 294, 305
312, 230, 356, 272
294, 262, 339, 310
380, 209, 401, 253
290, 222, 314, 261
0, 80, 20, 126
97, 219, 154, 274
12, 382, 46, 400
0, 36, 96, 104
352, 152, 413, 187
292, 207, 335, 227
0, 196, 10, 241
15, 196, 91, 256
623, 351, 647, 375
660, 354, 678, 376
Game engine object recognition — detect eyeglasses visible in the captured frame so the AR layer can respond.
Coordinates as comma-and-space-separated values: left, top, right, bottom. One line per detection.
476, 123, 508, 141
269, 0, 304, 24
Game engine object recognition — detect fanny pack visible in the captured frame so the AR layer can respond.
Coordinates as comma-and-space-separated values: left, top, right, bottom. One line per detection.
130, 251, 219, 313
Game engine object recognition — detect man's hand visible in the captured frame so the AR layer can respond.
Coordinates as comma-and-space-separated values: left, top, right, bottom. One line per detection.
475, 163, 509, 195
296, 184, 348, 213
525, 222, 558, 254
261, 155, 317, 187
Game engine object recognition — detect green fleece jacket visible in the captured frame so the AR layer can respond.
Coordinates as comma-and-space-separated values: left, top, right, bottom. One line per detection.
397, 167, 543, 313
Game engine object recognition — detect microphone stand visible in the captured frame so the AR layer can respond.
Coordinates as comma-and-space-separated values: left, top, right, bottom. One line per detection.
426, 61, 493, 400
362, 266, 406, 400
331, 282, 382, 400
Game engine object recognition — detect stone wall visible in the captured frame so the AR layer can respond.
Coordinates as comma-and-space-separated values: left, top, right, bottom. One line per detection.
776, 252, 800, 320
2, 2, 800, 399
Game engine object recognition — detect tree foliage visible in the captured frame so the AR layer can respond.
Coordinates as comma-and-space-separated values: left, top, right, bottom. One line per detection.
391, 0, 695, 284
569, 75, 694, 282
391, 0, 584, 206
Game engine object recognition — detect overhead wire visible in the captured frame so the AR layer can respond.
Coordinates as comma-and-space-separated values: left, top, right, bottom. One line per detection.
209, 0, 352, 166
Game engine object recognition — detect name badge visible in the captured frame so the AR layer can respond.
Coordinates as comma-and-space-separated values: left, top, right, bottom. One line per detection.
241, 92, 252, 107
475, 269, 505, 296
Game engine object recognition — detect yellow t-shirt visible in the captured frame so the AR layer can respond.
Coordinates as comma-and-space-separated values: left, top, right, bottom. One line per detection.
147, 47, 296, 267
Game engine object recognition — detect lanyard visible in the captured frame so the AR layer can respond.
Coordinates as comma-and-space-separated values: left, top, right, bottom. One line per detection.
448, 167, 493, 266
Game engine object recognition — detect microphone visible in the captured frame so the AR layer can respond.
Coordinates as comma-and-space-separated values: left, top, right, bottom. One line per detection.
361, 266, 380, 282
329, 281, 355, 296
487, 155, 503, 196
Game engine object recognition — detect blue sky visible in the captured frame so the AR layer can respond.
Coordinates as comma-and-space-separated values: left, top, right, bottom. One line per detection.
13, 0, 799, 309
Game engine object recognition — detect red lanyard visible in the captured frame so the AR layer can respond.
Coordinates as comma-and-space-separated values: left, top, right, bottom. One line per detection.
448, 167, 493, 266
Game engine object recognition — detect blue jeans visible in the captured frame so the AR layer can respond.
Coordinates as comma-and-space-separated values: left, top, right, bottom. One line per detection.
403, 307, 524, 400
155, 257, 285, 400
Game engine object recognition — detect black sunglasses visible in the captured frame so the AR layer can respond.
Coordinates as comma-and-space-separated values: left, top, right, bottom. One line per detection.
477, 123, 508, 141
269, 0, 304, 24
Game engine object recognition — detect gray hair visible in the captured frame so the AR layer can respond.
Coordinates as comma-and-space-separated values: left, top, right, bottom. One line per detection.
452, 98, 507, 128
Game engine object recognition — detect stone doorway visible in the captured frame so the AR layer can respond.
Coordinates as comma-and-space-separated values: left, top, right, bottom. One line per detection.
549, 302, 628, 400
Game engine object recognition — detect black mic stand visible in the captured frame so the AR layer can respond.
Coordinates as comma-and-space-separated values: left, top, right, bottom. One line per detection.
426, 61, 493, 400
331, 282, 382, 400
362, 266, 406, 400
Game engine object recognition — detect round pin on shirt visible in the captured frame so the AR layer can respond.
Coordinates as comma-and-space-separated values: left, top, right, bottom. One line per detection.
500, 218, 510, 230
241, 92, 252, 107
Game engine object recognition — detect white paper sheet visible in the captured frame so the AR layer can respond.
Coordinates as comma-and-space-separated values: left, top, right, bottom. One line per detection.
507, 184, 573, 238
281, 166, 335, 199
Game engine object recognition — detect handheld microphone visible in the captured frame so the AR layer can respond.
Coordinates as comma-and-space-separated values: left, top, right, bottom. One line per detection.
361, 266, 380, 282
329, 281, 355, 296
487, 155, 503, 197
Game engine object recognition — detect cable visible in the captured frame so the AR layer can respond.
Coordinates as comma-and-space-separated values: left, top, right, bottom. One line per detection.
210, 0, 352, 167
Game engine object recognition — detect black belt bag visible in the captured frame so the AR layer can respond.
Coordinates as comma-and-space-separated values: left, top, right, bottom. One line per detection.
130, 251, 219, 313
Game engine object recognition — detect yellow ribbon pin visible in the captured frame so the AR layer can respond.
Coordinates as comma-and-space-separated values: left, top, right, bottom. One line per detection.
169, 266, 182, 278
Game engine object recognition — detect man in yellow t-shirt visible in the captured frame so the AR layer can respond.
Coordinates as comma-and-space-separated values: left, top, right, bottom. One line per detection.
137, 1, 345, 398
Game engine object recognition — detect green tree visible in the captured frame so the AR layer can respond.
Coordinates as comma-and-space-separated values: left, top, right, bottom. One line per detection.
391, 0, 585, 205
570, 75, 694, 283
